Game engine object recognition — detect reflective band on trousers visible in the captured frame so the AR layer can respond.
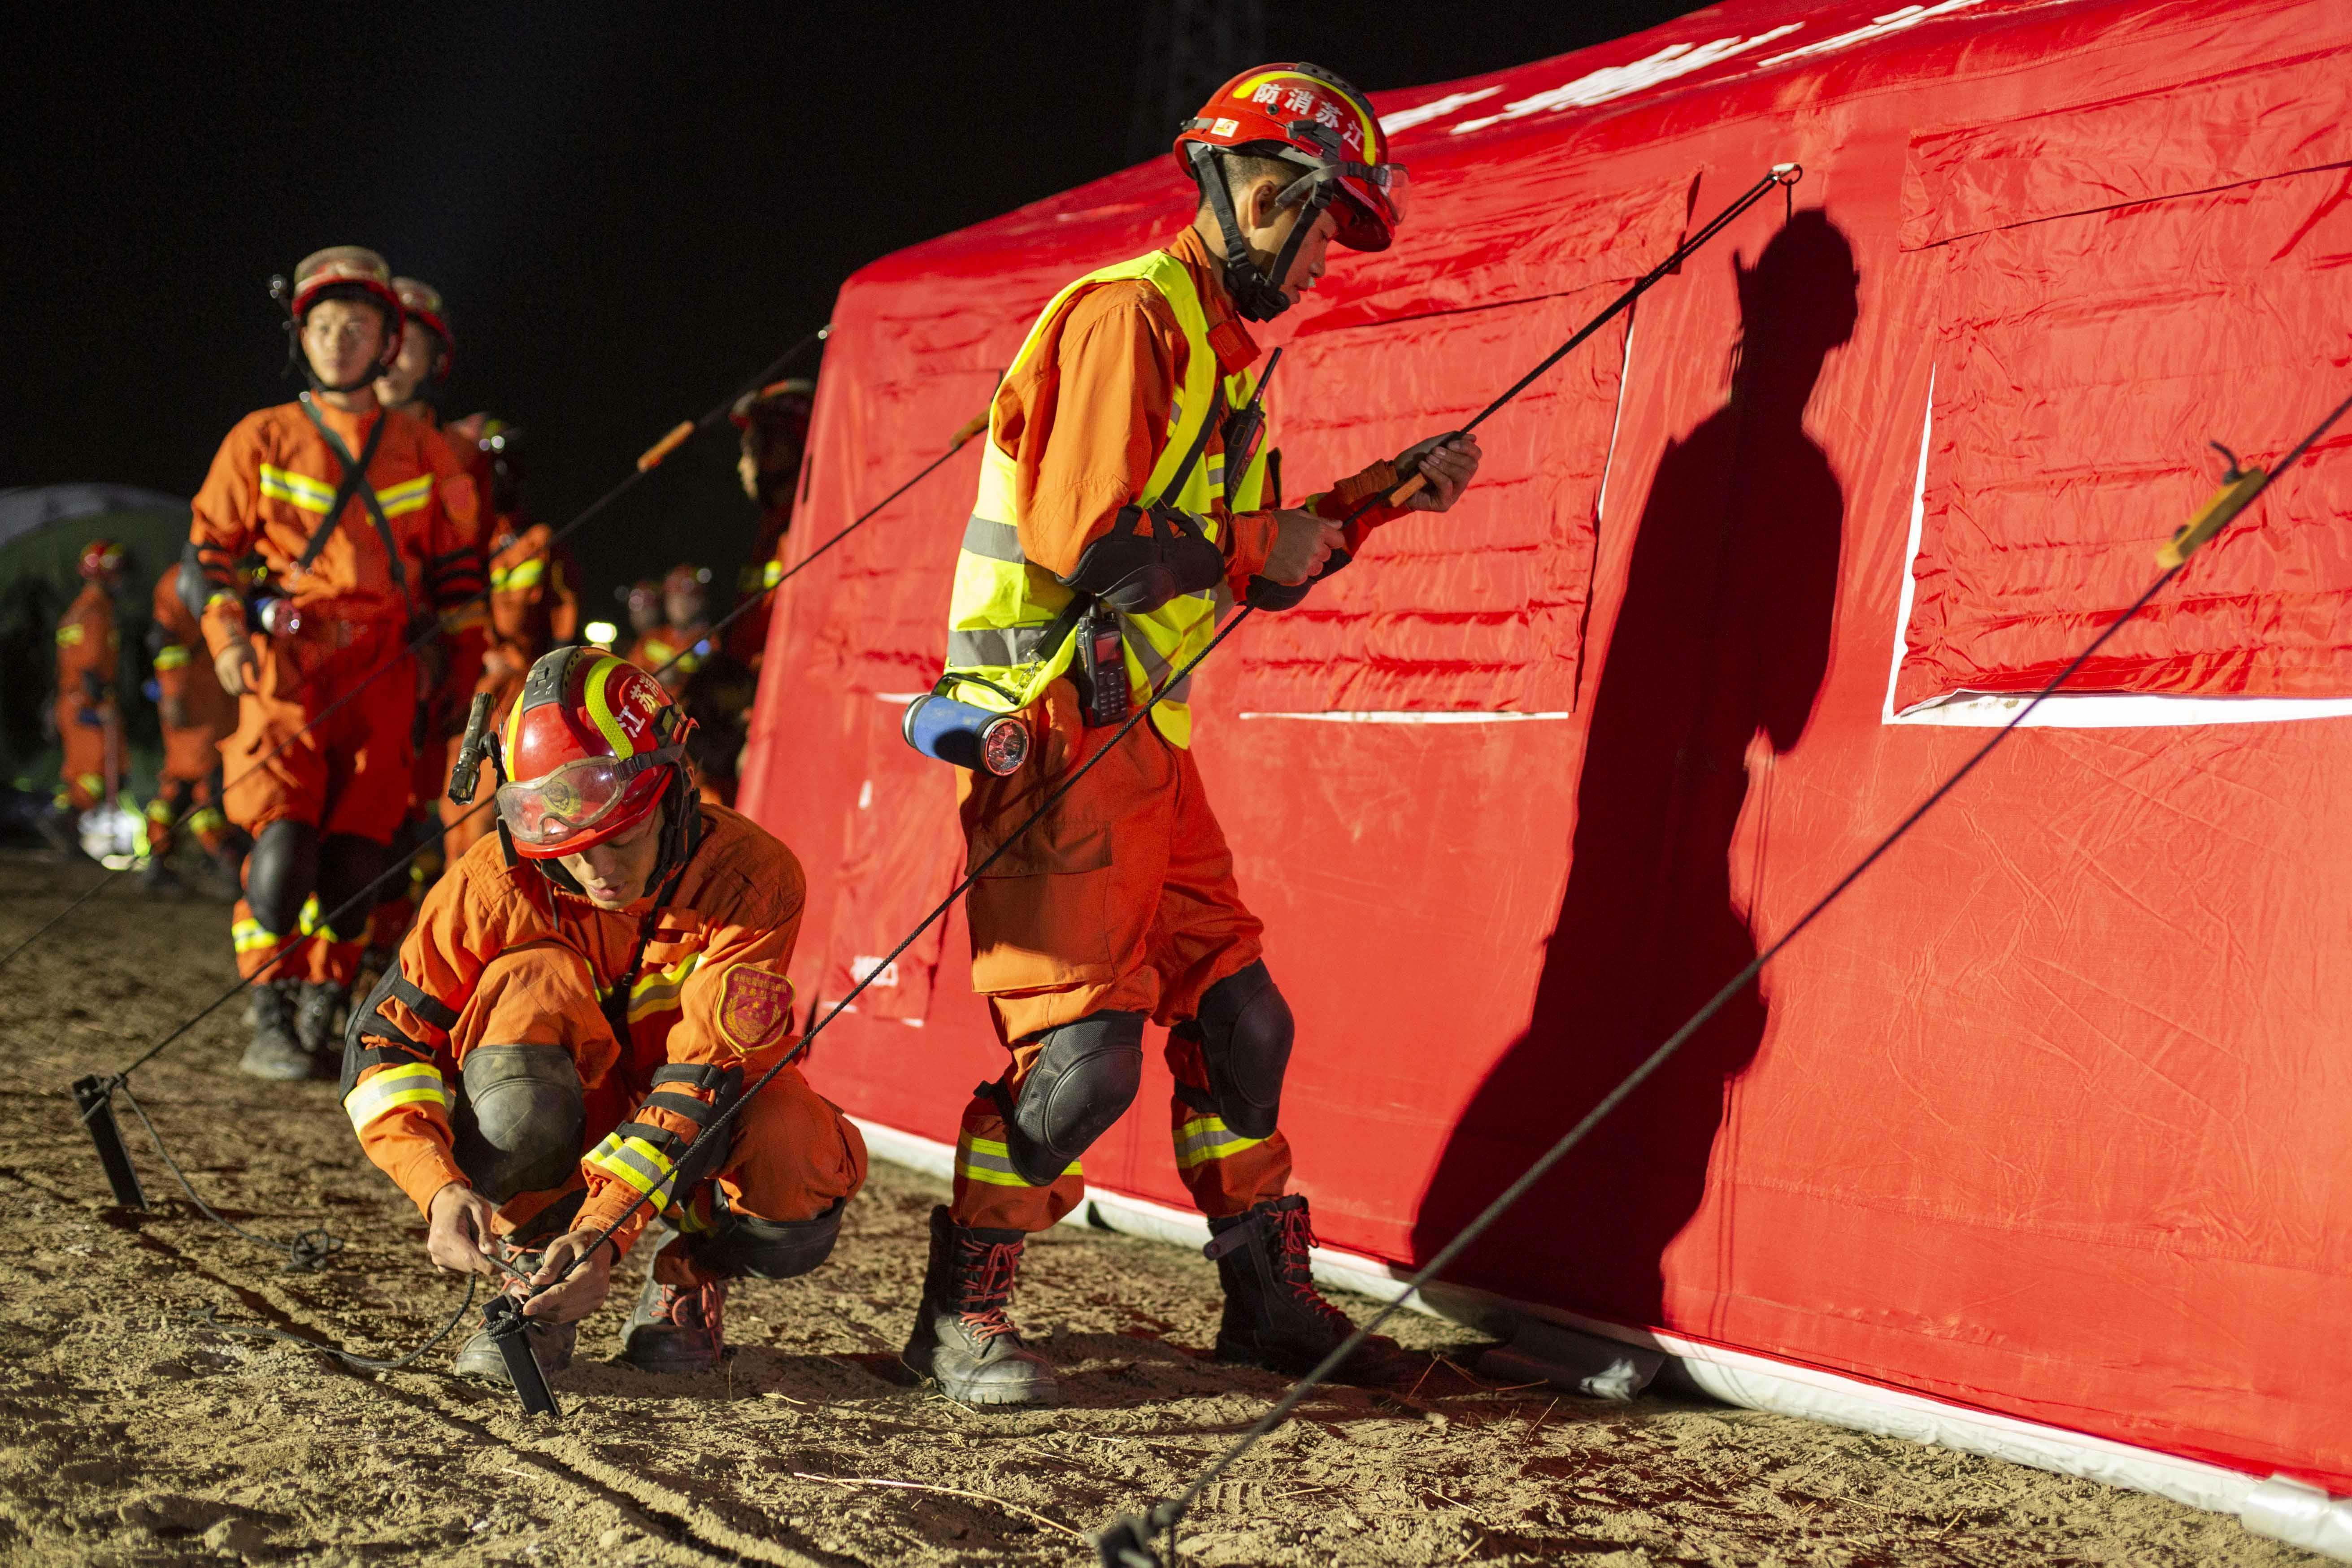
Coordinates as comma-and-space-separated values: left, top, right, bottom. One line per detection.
936, 246, 1271, 750
956, 1131, 1079, 1187
1173, 1113, 1265, 1170
586, 1131, 677, 1210
232, 918, 287, 954
343, 1061, 450, 1134
297, 894, 359, 944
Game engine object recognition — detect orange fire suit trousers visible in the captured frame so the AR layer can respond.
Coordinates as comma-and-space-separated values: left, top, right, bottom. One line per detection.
443, 943, 868, 1285
223, 621, 417, 987
949, 680, 1291, 1233
54, 701, 118, 812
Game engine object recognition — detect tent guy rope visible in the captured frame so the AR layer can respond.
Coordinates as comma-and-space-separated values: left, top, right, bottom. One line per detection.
1087, 380, 2352, 1568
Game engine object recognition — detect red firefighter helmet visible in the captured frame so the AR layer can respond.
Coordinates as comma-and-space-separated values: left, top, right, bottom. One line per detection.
290, 246, 405, 335
78, 539, 126, 581
391, 276, 454, 373
1174, 64, 1404, 254
496, 648, 694, 859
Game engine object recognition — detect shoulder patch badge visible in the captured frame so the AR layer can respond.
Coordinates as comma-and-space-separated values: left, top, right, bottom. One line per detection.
717, 964, 796, 1051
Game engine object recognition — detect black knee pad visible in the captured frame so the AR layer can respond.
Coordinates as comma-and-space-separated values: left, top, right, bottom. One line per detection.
315, 833, 392, 939
1002, 1010, 1146, 1186
244, 821, 321, 934
686, 1194, 846, 1281
1194, 960, 1294, 1140
451, 1045, 585, 1203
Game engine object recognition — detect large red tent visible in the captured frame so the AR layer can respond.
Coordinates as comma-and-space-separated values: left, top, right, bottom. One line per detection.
738, 0, 2352, 1544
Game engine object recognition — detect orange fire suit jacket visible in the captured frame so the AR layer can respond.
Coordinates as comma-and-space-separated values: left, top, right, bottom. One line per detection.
482, 518, 579, 686
148, 570, 235, 779
348, 803, 808, 1257
991, 224, 1412, 594
626, 624, 712, 694
188, 398, 485, 665
55, 582, 117, 718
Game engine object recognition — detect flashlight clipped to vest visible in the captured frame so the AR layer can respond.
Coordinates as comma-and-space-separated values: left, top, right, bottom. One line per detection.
902, 692, 1030, 776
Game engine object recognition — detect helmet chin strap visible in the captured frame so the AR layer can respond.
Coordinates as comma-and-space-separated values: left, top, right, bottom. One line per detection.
1187, 143, 1335, 324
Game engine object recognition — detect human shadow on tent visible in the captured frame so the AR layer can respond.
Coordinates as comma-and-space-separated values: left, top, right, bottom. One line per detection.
1411, 210, 1858, 1328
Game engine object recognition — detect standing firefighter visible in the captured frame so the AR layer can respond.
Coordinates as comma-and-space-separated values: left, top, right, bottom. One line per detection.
725, 377, 814, 672
43, 540, 128, 857
143, 560, 242, 892
440, 417, 579, 862
903, 64, 1482, 1404
188, 247, 485, 1081
342, 648, 867, 1380
363, 277, 489, 976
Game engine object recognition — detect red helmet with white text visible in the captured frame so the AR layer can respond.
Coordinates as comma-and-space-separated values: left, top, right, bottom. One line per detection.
496, 648, 694, 858
1174, 63, 1404, 253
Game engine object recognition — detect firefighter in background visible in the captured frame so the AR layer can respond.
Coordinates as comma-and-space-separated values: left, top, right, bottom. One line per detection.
439, 417, 579, 861
622, 564, 744, 805
625, 564, 713, 695
724, 377, 813, 673
362, 277, 489, 991
42, 540, 128, 859
903, 65, 1482, 1405
189, 246, 484, 1082
142, 559, 243, 893
619, 579, 662, 656
343, 649, 866, 1381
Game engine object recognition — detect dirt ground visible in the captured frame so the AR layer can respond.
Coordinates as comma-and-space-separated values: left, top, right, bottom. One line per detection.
0, 849, 2321, 1568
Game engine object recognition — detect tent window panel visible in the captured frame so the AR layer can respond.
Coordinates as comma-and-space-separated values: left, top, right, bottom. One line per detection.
1230, 294, 1631, 716
1893, 164, 2352, 713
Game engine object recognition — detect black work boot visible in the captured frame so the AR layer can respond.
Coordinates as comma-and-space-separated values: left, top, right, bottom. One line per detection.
619, 1266, 727, 1374
239, 980, 311, 1082
900, 1205, 1059, 1405
35, 805, 84, 861
1206, 1194, 1404, 1382
292, 979, 344, 1061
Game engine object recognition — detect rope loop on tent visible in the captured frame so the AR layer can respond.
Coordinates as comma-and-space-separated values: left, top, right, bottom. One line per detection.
1088, 381, 2352, 1568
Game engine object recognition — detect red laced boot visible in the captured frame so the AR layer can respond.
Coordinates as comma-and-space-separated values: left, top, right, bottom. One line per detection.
900, 1204, 1059, 1405
1205, 1194, 1404, 1381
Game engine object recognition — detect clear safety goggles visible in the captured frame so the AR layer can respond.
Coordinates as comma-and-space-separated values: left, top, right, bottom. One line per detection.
494, 749, 676, 850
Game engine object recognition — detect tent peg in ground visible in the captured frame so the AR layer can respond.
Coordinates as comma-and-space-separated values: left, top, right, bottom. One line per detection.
70, 1074, 145, 1209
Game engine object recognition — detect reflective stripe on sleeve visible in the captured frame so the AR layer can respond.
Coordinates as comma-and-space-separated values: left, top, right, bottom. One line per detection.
1172, 1114, 1265, 1171
343, 1061, 450, 1134
153, 643, 191, 671
232, 918, 285, 955
955, 1132, 1077, 1188
584, 1131, 677, 1210
376, 474, 433, 517
258, 465, 339, 514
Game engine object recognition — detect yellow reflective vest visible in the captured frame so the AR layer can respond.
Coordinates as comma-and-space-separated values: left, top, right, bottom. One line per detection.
938, 248, 1270, 749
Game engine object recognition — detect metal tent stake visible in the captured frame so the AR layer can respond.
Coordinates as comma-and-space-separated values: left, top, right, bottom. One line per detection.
72, 1075, 146, 1209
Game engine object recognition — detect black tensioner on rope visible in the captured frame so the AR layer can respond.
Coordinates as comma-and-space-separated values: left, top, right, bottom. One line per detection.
480, 1294, 561, 1416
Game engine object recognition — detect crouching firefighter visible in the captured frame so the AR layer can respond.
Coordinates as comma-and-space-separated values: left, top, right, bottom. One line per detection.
341, 647, 868, 1381
904, 63, 1482, 1405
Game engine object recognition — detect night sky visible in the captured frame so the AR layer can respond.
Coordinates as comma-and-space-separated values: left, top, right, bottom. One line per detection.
6, 2, 1707, 611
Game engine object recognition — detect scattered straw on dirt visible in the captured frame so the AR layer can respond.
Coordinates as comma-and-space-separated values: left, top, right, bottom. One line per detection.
0, 850, 2321, 1566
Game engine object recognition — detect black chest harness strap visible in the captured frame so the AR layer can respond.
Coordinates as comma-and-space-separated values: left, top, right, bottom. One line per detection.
294, 396, 417, 624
